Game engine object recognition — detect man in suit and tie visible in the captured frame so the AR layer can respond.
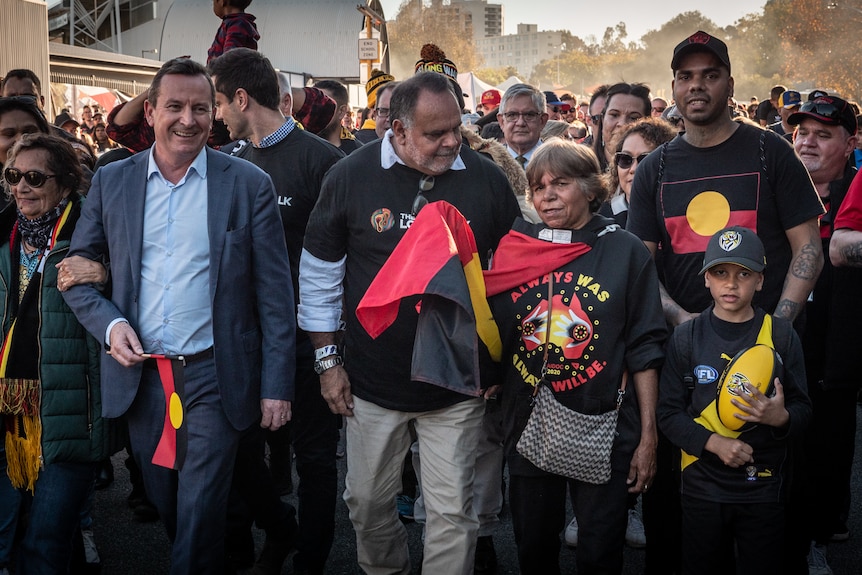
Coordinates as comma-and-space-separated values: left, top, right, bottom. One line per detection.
62, 57, 296, 574
497, 83, 548, 169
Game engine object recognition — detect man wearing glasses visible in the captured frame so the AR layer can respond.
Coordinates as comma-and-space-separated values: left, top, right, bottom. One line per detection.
298, 71, 519, 575
627, 31, 824, 573
373, 80, 400, 140
498, 84, 549, 169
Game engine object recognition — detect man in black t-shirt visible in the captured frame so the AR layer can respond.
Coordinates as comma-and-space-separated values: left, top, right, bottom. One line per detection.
756, 85, 785, 127
789, 94, 859, 573
209, 48, 345, 575
298, 72, 519, 575
629, 33, 823, 328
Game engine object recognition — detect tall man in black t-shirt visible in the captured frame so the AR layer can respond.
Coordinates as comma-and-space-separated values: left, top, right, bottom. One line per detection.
628, 31, 823, 327
627, 31, 824, 575
298, 72, 520, 574
209, 48, 345, 575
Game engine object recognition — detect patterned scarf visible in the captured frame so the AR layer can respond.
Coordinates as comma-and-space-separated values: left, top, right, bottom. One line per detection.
15, 197, 69, 251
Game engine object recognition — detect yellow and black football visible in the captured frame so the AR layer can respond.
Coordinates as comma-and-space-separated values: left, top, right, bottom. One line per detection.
715, 344, 779, 432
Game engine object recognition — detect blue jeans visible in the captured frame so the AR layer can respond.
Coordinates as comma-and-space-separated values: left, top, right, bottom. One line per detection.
18, 460, 96, 575
0, 446, 21, 568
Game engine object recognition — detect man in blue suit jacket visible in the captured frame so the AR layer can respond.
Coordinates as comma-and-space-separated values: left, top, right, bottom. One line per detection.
63, 58, 296, 574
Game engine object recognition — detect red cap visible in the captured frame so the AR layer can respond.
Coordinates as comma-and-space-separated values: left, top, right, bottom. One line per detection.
481, 89, 501, 107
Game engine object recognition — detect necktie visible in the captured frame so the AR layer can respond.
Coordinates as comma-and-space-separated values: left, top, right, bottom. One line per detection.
516, 155, 527, 169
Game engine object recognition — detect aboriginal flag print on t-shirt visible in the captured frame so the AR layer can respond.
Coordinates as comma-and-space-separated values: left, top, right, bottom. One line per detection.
661, 172, 760, 254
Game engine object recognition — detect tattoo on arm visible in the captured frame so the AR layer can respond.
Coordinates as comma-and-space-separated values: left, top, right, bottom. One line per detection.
659, 282, 688, 326
840, 242, 862, 266
773, 299, 799, 321
791, 242, 818, 280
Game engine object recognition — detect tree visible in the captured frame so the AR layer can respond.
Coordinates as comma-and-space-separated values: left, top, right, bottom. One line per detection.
766, 0, 860, 100
387, 0, 484, 79
474, 66, 521, 86
724, 11, 780, 103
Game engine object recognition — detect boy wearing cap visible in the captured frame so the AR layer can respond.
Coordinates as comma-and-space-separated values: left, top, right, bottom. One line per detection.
658, 226, 811, 575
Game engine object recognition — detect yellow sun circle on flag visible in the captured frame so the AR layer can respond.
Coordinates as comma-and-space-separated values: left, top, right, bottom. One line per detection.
169, 392, 184, 429
686, 191, 731, 236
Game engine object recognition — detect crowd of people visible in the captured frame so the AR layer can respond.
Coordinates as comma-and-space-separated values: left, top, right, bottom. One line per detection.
0, 1, 861, 573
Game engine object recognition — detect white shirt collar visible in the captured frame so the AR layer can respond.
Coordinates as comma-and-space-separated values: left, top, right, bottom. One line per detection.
380, 129, 466, 171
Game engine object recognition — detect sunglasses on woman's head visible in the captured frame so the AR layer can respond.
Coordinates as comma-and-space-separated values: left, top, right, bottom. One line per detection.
4, 168, 60, 188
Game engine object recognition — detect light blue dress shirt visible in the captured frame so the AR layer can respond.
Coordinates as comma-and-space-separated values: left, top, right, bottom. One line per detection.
135, 147, 214, 355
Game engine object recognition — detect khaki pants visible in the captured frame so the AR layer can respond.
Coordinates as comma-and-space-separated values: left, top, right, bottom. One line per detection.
344, 395, 484, 575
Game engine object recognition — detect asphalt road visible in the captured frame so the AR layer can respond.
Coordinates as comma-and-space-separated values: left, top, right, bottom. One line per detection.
93, 407, 862, 574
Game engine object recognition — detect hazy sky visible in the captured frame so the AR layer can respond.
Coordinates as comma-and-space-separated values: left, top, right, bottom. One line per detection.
378, 0, 767, 43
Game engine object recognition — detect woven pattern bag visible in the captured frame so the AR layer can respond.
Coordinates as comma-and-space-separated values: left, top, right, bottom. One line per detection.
516, 383, 618, 484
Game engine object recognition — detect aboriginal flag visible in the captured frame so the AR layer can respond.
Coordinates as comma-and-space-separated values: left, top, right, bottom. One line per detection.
356, 201, 501, 396
483, 219, 593, 297
150, 355, 187, 470
661, 172, 760, 254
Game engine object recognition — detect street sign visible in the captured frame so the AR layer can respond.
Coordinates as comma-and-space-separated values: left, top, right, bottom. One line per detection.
358, 38, 379, 61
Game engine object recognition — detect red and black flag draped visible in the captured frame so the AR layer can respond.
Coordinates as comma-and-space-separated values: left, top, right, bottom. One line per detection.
483, 222, 593, 297
356, 202, 594, 393
356, 201, 500, 396
148, 354, 188, 470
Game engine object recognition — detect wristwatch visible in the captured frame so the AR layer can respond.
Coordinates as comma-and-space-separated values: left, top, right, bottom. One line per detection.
314, 355, 343, 375
314, 344, 339, 361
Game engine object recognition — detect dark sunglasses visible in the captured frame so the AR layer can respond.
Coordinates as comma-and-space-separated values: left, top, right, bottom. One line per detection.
411, 175, 435, 216
652, 106, 667, 114
615, 152, 650, 170
4, 167, 60, 188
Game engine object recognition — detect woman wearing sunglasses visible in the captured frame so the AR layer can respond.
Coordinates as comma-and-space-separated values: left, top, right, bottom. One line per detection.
0, 133, 112, 573
485, 139, 666, 574
602, 118, 677, 228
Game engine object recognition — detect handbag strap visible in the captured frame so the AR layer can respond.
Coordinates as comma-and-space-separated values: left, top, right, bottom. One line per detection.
534, 274, 554, 398
533, 271, 627, 409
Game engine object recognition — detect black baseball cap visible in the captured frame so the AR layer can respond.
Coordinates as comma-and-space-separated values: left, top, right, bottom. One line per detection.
54, 111, 79, 129
671, 31, 731, 73
788, 95, 857, 136
700, 227, 766, 275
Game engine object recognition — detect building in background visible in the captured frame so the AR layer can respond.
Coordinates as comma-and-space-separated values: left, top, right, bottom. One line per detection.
449, 0, 503, 41
476, 24, 563, 78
